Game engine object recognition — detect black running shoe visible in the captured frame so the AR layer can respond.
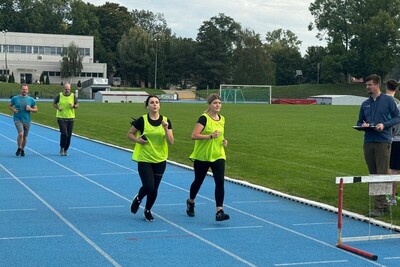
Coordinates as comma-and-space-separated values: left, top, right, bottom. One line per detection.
186, 199, 195, 217
20, 150, 25, 157
144, 210, 154, 222
16, 148, 21, 156
130, 194, 141, 214
216, 209, 230, 221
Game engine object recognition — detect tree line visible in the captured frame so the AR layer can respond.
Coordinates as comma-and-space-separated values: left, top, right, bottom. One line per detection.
1, 0, 400, 88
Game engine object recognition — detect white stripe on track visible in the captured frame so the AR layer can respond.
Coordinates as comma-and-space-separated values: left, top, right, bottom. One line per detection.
0, 234, 63, 240
0, 164, 122, 267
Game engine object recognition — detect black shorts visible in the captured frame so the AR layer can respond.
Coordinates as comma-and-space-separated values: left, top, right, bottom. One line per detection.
390, 141, 400, 170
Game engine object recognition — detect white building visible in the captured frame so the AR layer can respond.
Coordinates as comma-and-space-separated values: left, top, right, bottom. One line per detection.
0, 31, 106, 85
95, 91, 149, 103
307, 95, 368, 105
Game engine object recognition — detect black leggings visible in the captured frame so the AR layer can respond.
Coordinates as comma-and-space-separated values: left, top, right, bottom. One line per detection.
137, 161, 166, 210
189, 159, 225, 207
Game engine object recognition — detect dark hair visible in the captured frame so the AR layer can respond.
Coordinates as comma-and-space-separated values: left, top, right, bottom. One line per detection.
387, 79, 398, 91
365, 74, 381, 85
145, 95, 160, 107
131, 95, 161, 125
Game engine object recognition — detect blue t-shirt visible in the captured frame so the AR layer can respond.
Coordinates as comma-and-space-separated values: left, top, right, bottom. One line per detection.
11, 95, 36, 123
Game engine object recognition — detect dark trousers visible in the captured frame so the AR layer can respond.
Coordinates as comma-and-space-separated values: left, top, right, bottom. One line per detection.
190, 159, 225, 207
57, 119, 74, 151
363, 142, 391, 210
137, 161, 166, 210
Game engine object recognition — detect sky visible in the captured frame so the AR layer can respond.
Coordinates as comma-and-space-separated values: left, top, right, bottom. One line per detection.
86, 0, 325, 55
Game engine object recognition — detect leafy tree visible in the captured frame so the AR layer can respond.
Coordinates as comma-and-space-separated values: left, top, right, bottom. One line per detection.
303, 46, 327, 83
96, 3, 134, 77
309, 0, 400, 79
46, 74, 50, 84
265, 29, 303, 85
233, 29, 275, 85
131, 9, 170, 36
166, 37, 197, 88
117, 27, 152, 87
40, 72, 45, 84
196, 13, 241, 88
0, 0, 19, 31
60, 42, 83, 79
8, 72, 15, 83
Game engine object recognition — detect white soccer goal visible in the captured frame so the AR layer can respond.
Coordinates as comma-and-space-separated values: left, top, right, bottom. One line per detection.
219, 84, 272, 104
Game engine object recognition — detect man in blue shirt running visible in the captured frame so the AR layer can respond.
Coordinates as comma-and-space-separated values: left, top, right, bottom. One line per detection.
8, 84, 38, 157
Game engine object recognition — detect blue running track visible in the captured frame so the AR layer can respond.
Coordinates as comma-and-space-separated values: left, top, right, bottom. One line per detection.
0, 114, 400, 267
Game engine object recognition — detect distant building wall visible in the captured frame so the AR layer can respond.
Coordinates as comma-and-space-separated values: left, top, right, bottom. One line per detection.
308, 95, 368, 105
95, 91, 149, 103
0, 31, 106, 85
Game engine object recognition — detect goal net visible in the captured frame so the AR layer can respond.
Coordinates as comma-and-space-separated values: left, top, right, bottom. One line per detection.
219, 84, 272, 104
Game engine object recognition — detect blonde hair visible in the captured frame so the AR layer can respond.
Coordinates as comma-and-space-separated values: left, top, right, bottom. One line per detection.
205, 93, 221, 112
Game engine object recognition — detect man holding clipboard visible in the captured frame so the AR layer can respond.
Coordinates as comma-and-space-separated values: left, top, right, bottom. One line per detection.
356, 74, 400, 217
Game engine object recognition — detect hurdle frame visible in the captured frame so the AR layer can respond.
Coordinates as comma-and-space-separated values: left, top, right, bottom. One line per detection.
336, 175, 400, 261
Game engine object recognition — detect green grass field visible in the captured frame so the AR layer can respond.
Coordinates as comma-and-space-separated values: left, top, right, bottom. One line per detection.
2, 100, 399, 225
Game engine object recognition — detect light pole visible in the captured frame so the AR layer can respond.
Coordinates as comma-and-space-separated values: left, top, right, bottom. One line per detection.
2, 29, 7, 80
154, 38, 158, 89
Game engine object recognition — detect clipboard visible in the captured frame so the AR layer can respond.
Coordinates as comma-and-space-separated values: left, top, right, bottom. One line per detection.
353, 125, 377, 131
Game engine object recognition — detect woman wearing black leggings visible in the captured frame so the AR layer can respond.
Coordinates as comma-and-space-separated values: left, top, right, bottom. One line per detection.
128, 95, 174, 222
186, 93, 229, 221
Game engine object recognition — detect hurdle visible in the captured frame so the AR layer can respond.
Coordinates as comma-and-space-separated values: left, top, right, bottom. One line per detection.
336, 175, 400, 261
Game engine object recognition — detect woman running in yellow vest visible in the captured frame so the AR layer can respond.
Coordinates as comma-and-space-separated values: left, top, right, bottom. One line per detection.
53, 82, 78, 156
128, 95, 174, 222
186, 93, 229, 221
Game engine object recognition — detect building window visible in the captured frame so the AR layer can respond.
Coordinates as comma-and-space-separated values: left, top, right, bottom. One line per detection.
14, 45, 21, 53
44, 46, 51, 54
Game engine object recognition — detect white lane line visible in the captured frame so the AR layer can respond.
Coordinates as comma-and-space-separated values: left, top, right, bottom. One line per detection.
202, 226, 263, 231
293, 222, 336, 226
0, 208, 36, 212
274, 260, 348, 266
68, 205, 125, 210
0, 234, 63, 240
232, 200, 279, 203
101, 230, 168, 235
30, 132, 138, 174
0, 164, 121, 267
384, 256, 400, 260
0, 172, 134, 181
